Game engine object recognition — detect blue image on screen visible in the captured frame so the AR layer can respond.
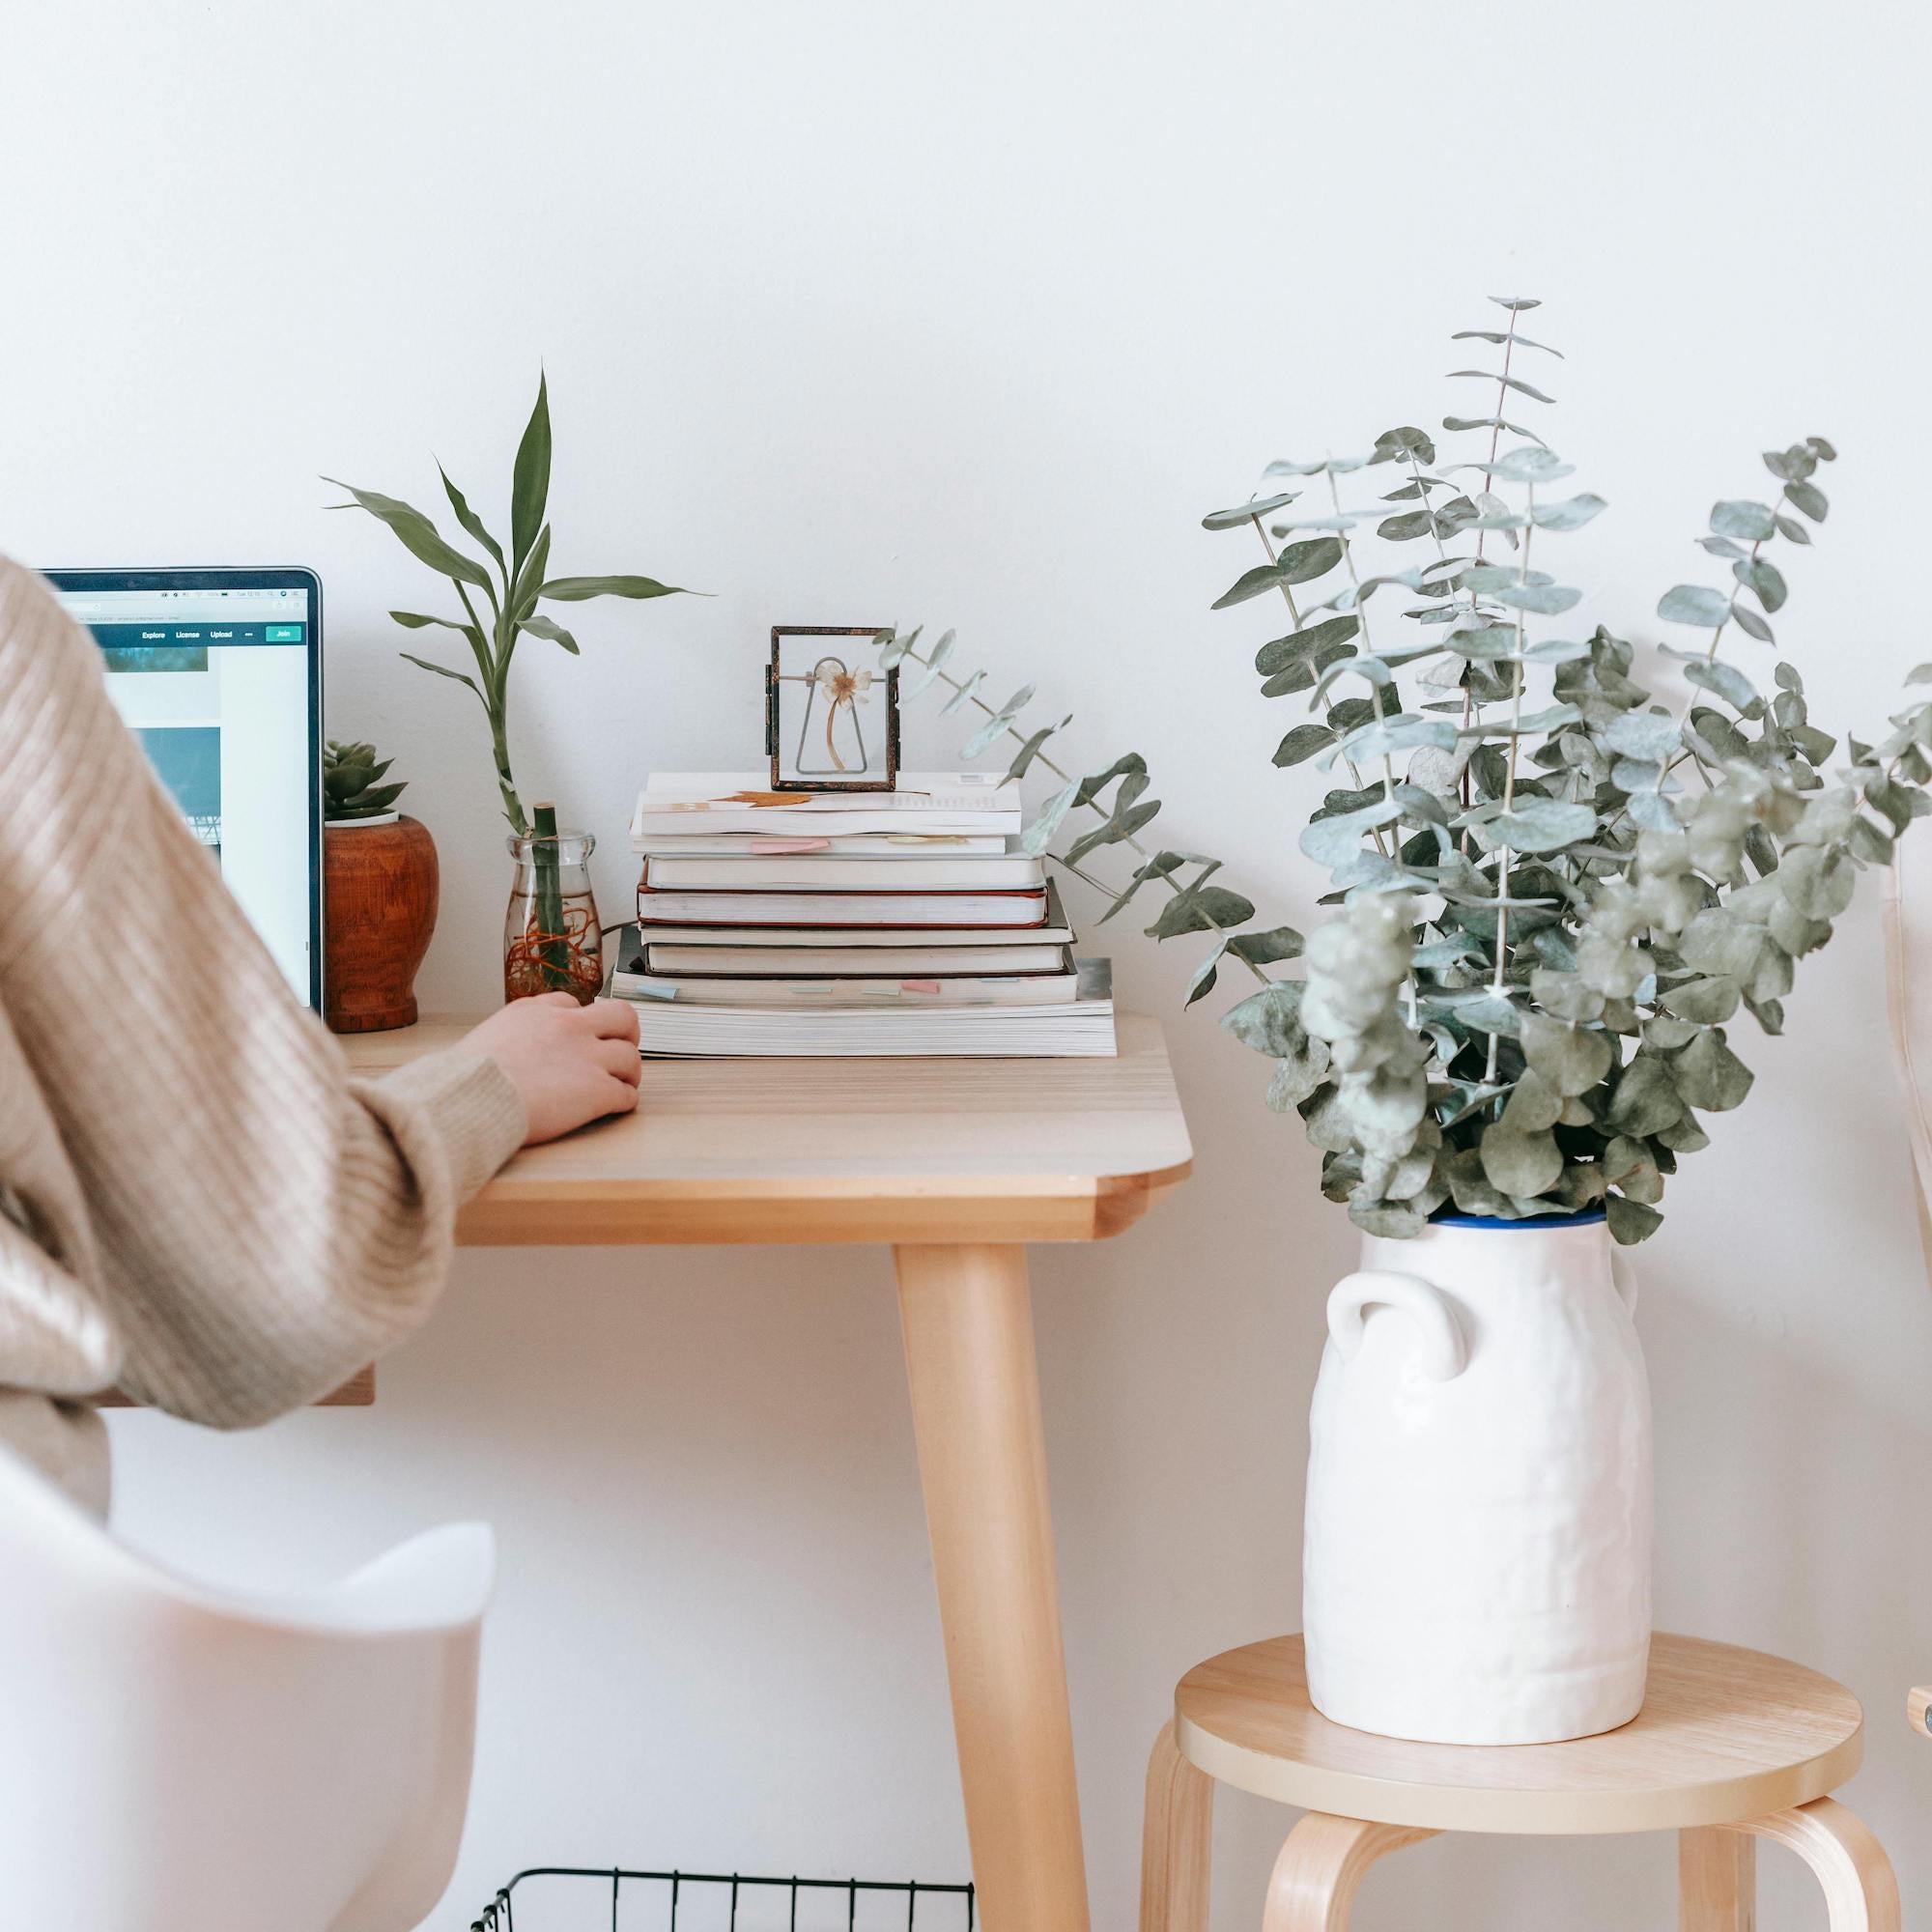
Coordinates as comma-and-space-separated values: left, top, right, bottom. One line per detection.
135, 725, 221, 856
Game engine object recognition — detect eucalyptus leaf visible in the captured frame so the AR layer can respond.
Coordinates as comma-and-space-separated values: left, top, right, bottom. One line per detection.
1267, 1035, 1332, 1109
1338, 715, 1460, 762
1710, 499, 1776, 541
1213, 560, 1295, 611
1441, 414, 1548, 444
1147, 884, 1257, 941
1022, 776, 1080, 857
1256, 615, 1359, 675
1501, 1068, 1564, 1131
1683, 659, 1761, 716
1657, 583, 1731, 628
876, 625, 919, 669
1734, 557, 1788, 612
1183, 943, 1226, 1007
1603, 711, 1682, 761
1480, 1125, 1564, 1196
1485, 799, 1597, 853
1275, 724, 1337, 768
1007, 714, 1071, 781
1281, 537, 1346, 583
1202, 490, 1299, 531
960, 685, 1037, 758
1783, 478, 1829, 522
1229, 925, 1306, 966
1520, 1009, 1616, 1094
1451, 328, 1562, 357
1672, 1027, 1754, 1111
1492, 581, 1582, 615
1603, 1135, 1662, 1205
1606, 1194, 1664, 1244
1064, 797, 1160, 867
1608, 1051, 1682, 1136
939, 668, 986, 716
1222, 981, 1307, 1057
905, 628, 957, 697
1447, 370, 1558, 406
1531, 493, 1607, 532
1661, 973, 1741, 1024
1777, 844, 1855, 919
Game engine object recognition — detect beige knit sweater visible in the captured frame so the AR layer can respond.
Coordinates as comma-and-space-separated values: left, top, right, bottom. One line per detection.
0, 557, 527, 1514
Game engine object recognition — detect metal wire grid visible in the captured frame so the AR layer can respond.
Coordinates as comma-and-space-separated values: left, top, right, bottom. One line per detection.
470, 1865, 975, 1931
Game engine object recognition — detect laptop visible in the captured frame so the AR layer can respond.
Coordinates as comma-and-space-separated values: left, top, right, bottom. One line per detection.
45, 567, 325, 1010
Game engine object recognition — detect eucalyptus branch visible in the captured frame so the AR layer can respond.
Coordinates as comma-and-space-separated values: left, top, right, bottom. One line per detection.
1245, 508, 1392, 853
1483, 479, 1535, 1084
890, 635, 1281, 986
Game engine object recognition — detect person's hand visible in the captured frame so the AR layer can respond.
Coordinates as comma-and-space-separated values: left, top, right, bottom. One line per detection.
461, 994, 642, 1145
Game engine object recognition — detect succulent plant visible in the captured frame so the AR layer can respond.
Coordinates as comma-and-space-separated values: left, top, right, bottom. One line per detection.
323, 739, 408, 822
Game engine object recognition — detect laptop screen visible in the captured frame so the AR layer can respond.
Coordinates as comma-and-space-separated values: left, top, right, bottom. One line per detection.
53, 580, 320, 1005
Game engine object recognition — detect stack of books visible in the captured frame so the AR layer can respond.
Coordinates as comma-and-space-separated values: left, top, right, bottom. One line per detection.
611, 772, 1115, 1056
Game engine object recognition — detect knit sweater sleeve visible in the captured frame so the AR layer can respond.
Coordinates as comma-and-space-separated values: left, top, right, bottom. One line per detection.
0, 558, 526, 1425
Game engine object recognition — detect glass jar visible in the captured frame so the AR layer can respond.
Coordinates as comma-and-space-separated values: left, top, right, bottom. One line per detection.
503, 826, 603, 1004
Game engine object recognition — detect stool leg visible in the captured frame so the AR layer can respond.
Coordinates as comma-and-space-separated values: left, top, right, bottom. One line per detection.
1139, 1719, 1213, 1932
1728, 1800, 1899, 1932
1681, 1827, 1756, 1930
1261, 1812, 1435, 1932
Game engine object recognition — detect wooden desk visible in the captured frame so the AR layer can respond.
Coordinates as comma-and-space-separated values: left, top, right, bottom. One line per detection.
346, 1014, 1193, 1932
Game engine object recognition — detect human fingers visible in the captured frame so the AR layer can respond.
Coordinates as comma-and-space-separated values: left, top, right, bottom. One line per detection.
598, 1037, 642, 1086
580, 997, 641, 1042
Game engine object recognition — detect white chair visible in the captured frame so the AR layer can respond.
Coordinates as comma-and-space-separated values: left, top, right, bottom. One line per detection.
0, 1448, 493, 1931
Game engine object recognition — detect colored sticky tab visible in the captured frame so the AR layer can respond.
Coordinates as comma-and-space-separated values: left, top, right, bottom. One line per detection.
900, 979, 944, 994
749, 837, 833, 852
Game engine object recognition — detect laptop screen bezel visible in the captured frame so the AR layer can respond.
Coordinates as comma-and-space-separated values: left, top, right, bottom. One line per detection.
43, 565, 325, 1012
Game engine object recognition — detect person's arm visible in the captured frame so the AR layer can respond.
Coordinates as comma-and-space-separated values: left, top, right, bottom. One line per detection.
0, 557, 639, 1424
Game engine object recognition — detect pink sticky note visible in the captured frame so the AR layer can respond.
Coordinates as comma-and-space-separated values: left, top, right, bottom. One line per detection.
901, 979, 944, 994
749, 837, 833, 853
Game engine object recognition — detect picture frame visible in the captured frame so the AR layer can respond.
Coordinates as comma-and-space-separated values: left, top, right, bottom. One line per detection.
765, 626, 900, 791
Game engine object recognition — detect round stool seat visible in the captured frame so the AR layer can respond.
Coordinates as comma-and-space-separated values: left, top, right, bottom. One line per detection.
1174, 1633, 1862, 1835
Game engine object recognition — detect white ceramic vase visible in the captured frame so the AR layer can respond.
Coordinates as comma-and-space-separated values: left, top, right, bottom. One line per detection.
1302, 1208, 1652, 1746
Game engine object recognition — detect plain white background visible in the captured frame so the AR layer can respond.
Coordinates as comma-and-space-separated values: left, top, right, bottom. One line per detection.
4, 4, 1929, 1926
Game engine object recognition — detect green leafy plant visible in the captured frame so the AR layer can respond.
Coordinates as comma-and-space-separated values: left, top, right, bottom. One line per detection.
322, 739, 406, 821
326, 373, 692, 836
879, 298, 1932, 1244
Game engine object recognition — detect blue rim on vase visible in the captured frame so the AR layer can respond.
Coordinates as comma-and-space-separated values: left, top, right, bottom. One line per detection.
1429, 1206, 1608, 1231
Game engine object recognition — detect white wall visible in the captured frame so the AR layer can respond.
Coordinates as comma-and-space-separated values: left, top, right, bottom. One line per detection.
5, 3, 1930, 1925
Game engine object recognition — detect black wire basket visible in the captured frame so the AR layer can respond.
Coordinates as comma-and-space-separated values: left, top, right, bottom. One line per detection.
470, 1866, 975, 1930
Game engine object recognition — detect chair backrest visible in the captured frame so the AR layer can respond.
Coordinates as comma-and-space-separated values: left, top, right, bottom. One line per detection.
0, 1449, 493, 1932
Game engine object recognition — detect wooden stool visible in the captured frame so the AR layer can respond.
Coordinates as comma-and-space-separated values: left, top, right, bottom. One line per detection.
1140, 1633, 1898, 1931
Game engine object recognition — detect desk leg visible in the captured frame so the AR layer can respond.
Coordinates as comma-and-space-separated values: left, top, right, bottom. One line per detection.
895, 1242, 1090, 1932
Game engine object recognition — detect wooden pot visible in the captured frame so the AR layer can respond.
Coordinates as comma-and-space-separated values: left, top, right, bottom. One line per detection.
324, 813, 440, 1034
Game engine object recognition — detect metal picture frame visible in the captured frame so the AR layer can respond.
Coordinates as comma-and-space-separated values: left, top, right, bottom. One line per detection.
765, 625, 900, 791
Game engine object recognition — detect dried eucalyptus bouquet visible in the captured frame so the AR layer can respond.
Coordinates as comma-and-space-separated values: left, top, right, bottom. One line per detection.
880, 298, 1932, 1244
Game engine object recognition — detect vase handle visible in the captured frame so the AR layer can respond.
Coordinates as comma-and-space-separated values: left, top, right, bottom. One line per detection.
1611, 1247, 1640, 1316
1326, 1270, 1468, 1381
